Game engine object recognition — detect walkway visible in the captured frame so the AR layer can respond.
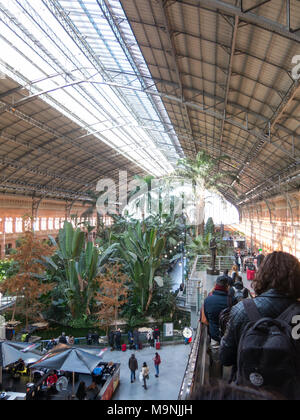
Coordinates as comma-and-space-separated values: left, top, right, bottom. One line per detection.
0, 296, 16, 313
98, 344, 191, 400
170, 261, 184, 292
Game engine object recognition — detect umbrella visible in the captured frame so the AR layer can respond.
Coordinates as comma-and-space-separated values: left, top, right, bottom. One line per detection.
32, 347, 102, 397
1, 342, 42, 367
32, 347, 101, 375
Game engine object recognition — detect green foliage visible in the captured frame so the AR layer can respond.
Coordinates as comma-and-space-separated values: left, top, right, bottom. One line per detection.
187, 231, 231, 257
176, 151, 239, 194
148, 276, 177, 320
205, 218, 215, 235
113, 222, 166, 314
0, 259, 18, 282
45, 221, 115, 322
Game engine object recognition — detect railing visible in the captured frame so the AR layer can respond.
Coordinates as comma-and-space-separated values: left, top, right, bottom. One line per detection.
196, 255, 235, 271
178, 322, 209, 400
38, 331, 185, 352
0, 296, 16, 312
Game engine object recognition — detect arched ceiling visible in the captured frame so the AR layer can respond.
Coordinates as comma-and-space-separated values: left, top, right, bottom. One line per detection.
0, 0, 299, 208
120, 0, 300, 206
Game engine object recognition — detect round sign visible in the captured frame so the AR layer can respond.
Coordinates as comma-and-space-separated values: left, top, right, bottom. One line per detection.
183, 327, 193, 339
249, 373, 264, 387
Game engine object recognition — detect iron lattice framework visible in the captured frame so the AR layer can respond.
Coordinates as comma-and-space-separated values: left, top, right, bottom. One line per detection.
0, 0, 299, 208
120, 0, 300, 206
0, 0, 182, 201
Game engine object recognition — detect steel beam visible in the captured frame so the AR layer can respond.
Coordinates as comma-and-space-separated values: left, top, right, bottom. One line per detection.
158, 0, 197, 154
181, 0, 300, 43
219, 16, 239, 155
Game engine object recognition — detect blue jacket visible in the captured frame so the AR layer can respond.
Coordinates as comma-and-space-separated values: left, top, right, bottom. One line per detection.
204, 290, 230, 342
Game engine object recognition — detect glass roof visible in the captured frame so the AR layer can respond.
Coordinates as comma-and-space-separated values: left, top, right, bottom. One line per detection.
0, 0, 182, 176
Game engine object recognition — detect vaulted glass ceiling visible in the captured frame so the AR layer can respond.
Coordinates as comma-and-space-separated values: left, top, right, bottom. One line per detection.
0, 0, 182, 177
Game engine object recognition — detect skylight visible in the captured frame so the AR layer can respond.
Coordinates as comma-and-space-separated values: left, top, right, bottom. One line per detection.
0, 0, 182, 177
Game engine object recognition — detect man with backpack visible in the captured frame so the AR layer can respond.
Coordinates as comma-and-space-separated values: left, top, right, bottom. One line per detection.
220, 252, 300, 400
204, 276, 232, 344
230, 276, 250, 302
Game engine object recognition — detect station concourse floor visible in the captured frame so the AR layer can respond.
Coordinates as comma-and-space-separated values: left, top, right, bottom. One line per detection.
98, 344, 191, 400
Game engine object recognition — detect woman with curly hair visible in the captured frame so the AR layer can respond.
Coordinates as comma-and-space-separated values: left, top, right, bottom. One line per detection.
220, 252, 300, 395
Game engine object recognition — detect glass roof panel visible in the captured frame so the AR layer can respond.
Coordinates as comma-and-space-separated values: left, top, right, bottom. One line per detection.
0, 0, 182, 176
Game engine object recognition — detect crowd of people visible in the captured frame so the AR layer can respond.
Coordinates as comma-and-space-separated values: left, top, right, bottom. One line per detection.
202, 251, 300, 400
128, 352, 162, 390
108, 327, 161, 352
234, 249, 265, 273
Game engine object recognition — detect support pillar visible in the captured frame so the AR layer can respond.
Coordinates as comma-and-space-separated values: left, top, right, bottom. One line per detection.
32, 196, 43, 220
65, 200, 75, 220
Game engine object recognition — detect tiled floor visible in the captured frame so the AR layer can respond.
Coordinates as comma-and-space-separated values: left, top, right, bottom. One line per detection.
98, 344, 191, 401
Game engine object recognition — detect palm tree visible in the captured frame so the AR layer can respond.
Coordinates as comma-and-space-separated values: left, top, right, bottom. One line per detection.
176, 151, 239, 236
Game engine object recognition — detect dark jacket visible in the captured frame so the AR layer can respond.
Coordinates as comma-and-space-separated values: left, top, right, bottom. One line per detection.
154, 329, 160, 340
204, 290, 231, 342
129, 356, 138, 372
224, 274, 234, 287
58, 335, 67, 345
115, 331, 121, 345
220, 289, 296, 367
230, 280, 249, 300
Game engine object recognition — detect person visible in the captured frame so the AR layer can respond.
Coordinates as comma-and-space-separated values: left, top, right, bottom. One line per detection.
230, 275, 250, 302
129, 354, 138, 383
115, 329, 122, 351
108, 330, 115, 350
256, 249, 265, 268
87, 382, 100, 400
154, 353, 161, 378
46, 371, 58, 389
92, 331, 99, 345
58, 332, 67, 345
46, 338, 57, 350
204, 276, 231, 344
236, 252, 242, 272
141, 362, 150, 390
220, 251, 300, 398
92, 366, 104, 385
153, 327, 160, 345
133, 329, 140, 351
76, 381, 87, 401
14, 359, 26, 374
128, 330, 134, 350
231, 263, 239, 278
68, 335, 75, 346
223, 269, 234, 287
147, 329, 154, 347
86, 331, 93, 346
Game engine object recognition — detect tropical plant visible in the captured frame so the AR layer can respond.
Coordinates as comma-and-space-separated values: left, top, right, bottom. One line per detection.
0, 259, 17, 282
205, 217, 215, 236
114, 222, 166, 314
187, 231, 233, 258
46, 221, 116, 321
176, 151, 239, 235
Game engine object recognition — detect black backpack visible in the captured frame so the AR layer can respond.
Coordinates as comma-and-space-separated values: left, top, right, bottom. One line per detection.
219, 296, 234, 338
232, 286, 247, 302
237, 299, 300, 399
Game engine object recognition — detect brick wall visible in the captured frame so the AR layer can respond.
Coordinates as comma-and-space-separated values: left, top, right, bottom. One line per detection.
237, 190, 300, 258
0, 194, 98, 258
